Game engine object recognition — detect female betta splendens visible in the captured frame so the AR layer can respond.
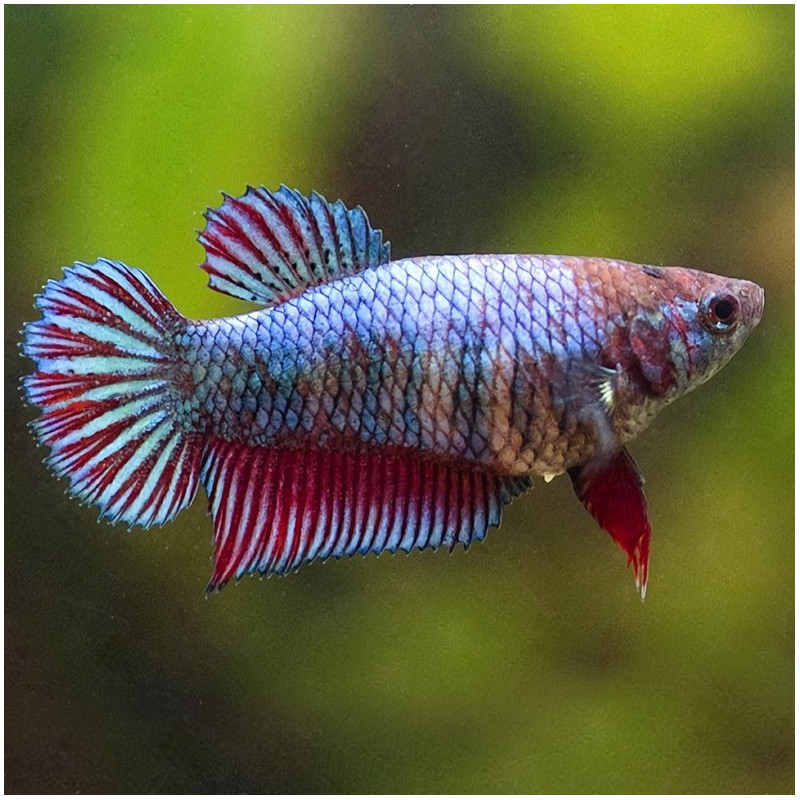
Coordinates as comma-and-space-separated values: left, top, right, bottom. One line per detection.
22, 187, 764, 597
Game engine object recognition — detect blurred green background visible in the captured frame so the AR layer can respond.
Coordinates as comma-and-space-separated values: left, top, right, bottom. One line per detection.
5, 6, 793, 793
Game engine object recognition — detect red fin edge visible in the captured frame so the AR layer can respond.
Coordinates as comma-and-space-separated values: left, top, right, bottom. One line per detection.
570, 448, 651, 598
21, 261, 202, 528
199, 440, 532, 592
198, 186, 391, 306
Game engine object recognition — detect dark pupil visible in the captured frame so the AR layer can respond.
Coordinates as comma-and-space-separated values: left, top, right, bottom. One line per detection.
713, 298, 734, 322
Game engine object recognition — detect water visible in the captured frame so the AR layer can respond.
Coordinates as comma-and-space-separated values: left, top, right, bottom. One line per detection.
5, 5, 794, 792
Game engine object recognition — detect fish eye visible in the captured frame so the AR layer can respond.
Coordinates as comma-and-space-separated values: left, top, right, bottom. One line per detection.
702, 293, 740, 335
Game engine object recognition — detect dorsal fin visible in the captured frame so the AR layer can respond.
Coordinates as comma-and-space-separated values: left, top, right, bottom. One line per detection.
198, 185, 391, 306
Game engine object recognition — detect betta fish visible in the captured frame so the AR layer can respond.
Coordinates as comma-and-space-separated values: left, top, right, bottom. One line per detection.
21, 186, 764, 597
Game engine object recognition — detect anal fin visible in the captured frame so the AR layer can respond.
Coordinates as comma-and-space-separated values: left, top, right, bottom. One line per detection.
199, 440, 531, 591
569, 448, 651, 598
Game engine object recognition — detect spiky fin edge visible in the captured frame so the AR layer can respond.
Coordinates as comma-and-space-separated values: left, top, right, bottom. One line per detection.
21, 260, 203, 528
198, 185, 391, 306
201, 439, 532, 591
570, 448, 651, 599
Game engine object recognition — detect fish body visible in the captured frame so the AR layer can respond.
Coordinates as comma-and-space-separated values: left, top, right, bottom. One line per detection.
22, 187, 764, 596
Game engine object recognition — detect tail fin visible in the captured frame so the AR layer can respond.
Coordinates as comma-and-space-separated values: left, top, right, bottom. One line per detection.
21, 260, 203, 528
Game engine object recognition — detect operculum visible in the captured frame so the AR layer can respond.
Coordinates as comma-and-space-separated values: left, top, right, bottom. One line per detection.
628, 314, 678, 396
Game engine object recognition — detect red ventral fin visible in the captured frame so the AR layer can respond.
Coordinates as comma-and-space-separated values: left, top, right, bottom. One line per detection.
569, 448, 651, 599
199, 439, 531, 592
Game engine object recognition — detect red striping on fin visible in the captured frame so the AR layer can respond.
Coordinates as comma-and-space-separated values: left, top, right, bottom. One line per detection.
21, 260, 203, 528
199, 439, 532, 591
198, 185, 391, 307
569, 448, 651, 598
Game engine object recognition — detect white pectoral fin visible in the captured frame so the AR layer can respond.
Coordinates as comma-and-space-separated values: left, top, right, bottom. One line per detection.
597, 369, 616, 413
561, 360, 619, 448
559, 360, 622, 460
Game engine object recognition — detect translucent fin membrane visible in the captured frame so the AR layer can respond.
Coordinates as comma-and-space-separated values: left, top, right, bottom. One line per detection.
201, 439, 531, 591
570, 447, 651, 599
198, 185, 391, 306
22, 260, 202, 527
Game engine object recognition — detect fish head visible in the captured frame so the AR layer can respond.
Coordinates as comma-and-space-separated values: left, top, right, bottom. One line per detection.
625, 264, 764, 399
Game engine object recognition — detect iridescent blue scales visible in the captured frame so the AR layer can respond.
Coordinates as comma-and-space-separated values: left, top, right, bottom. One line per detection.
21, 186, 765, 596
185, 255, 619, 471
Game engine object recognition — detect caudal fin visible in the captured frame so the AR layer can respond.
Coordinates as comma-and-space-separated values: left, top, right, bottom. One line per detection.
21, 260, 203, 528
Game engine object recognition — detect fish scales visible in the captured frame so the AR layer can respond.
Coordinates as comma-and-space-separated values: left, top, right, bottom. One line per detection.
21, 186, 764, 596
182, 254, 611, 477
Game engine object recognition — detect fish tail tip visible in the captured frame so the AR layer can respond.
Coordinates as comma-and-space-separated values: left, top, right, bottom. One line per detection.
22, 259, 203, 529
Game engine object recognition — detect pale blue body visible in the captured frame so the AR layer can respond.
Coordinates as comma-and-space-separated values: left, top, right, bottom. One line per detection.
177, 254, 624, 477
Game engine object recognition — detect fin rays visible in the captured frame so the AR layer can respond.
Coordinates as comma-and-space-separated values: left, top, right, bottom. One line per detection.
22, 260, 203, 528
200, 439, 531, 591
198, 185, 391, 306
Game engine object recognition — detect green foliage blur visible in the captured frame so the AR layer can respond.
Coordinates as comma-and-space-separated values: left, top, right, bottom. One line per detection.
5, 6, 793, 793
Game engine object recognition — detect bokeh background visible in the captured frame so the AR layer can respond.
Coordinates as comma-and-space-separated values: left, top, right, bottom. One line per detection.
5, 6, 793, 793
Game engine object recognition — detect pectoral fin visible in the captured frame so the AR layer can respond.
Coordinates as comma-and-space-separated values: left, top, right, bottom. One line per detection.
569, 448, 651, 599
